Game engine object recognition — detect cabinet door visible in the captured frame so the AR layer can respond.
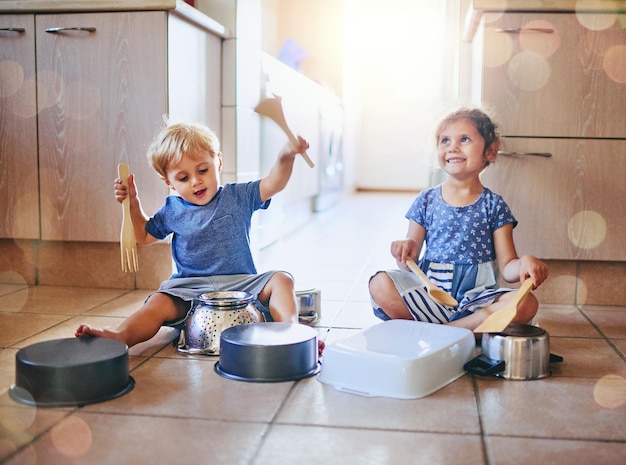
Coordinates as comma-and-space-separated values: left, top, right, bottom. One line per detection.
481, 138, 626, 261
481, 13, 626, 138
0, 15, 39, 239
36, 12, 168, 242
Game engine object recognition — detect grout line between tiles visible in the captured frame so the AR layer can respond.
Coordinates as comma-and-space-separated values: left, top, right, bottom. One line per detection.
469, 374, 492, 465
577, 305, 626, 363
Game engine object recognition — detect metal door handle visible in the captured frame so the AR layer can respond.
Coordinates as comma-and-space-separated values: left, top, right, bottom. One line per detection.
0, 28, 26, 33
495, 28, 554, 34
498, 151, 552, 158
45, 27, 96, 33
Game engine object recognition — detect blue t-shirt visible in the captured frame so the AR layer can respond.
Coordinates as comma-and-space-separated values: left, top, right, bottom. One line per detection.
407, 185, 517, 265
146, 181, 270, 278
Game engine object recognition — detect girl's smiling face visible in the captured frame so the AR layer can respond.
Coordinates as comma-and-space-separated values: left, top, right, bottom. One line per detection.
164, 150, 223, 205
437, 118, 496, 180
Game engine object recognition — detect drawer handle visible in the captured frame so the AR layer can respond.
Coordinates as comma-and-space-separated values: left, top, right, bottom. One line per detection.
498, 151, 552, 158
0, 27, 26, 33
495, 27, 555, 34
45, 27, 96, 34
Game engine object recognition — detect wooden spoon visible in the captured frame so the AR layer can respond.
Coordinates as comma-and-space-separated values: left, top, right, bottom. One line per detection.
254, 96, 315, 168
405, 258, 458, 307
473, 278, 533, 333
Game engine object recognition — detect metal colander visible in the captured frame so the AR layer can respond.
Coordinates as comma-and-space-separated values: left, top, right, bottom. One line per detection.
177, 291, 264, 355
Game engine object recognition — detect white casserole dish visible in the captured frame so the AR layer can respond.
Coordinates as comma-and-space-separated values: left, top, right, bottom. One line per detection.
318, 320, 475, 399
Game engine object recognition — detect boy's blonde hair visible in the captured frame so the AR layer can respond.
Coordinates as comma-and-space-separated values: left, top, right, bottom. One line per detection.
146, 121, 221, 178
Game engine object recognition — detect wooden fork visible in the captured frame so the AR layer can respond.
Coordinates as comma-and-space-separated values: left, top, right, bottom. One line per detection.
118, 163, 138, 272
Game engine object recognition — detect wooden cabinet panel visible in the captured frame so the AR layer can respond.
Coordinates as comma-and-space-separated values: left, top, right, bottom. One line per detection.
481, 13, 626, 138
36, 12, 168, 241
481, 138, 626, 261
0, 15, 39, 239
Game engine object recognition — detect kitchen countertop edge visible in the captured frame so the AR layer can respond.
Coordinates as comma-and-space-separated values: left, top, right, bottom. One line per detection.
0, 0, 228, 38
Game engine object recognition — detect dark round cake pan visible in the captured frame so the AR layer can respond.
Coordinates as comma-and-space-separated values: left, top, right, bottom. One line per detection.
215, 322, 320, 383
9, 338, 134, 407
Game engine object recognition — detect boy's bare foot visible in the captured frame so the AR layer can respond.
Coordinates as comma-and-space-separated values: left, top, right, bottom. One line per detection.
75, 324, 125, 343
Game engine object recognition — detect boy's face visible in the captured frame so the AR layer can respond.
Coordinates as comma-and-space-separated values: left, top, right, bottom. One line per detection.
164, 150, 223, 205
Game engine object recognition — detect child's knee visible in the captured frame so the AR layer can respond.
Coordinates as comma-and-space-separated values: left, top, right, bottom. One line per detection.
517, 293, 539, 323
272, 271, 295, 290
369, 272, 392, 300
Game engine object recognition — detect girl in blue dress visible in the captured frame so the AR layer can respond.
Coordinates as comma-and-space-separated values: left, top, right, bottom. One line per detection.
369, 108, 548, 330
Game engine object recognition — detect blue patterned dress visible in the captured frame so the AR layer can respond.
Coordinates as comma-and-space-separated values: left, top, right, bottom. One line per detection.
371, 185, 518, 323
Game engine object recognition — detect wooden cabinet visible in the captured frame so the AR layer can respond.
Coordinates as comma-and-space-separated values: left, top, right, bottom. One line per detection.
36, 12, 168, 242
479, 13, 625, 138
0, 15, 38, 239
1, 10, 222, 242
481, 138, 626, 261
472, 11, 625, 261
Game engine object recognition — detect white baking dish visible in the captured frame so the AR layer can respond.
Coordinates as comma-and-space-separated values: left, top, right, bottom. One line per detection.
318, 320, 475, 399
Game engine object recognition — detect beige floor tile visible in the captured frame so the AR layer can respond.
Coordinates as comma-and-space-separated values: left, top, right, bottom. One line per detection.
581, 306, 626, 340
0, 350, 18, 392
81, 290, 153, 318
332, 300, 383, 329
11, 316, 126, 349
534, 304, 601, 338
83, 357, 294, 422
549, 337, 626, 378
323, 327, 362, 345
313, 300, 344, 328
0, 286, 126, 315
0, 403, 71, 463
0, 284, 26, 297
2, 411, 267, 465
0, 313, 70, 347
486, 436, 626, 465
478, 376, 626, 441
309, 279, 360, 302
276, 375, 480, 434
614, 339, 626, 358
253, 424, 485, 465
128, 326, 179, 358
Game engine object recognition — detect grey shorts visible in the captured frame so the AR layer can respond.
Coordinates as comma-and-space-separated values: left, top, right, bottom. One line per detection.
151, 271, 284, 328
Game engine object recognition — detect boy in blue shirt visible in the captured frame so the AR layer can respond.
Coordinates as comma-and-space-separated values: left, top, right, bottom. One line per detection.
76, 121, 315, 349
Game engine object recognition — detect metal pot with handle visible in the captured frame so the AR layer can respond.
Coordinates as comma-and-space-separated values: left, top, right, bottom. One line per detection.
464, 324, 563, 380
177, 291, 264, 355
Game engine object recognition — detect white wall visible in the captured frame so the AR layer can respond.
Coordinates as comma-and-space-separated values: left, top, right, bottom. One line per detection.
343, 0, 465, 191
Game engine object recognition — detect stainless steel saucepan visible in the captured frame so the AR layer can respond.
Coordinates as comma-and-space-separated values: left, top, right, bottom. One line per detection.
464, 324, 563, 380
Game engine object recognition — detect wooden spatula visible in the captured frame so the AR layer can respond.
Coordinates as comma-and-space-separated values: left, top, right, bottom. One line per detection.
473, 278, 533, 333
254, 96, 315, 168
406, 258, 458, 307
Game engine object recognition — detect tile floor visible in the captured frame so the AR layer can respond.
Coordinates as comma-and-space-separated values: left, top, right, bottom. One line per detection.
1, 191, 625, 465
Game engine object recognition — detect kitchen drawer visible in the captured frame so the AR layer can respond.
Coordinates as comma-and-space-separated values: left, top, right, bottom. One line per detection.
480, 12, 626, 138
481, 138, 626, 261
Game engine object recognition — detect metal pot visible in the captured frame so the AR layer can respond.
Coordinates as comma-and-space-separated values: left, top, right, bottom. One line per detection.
296, 288, 321, 324
464, 324, 563, 380
177, 291, 264, 355
10, 338, 134, 407
214, 322, 320, 382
